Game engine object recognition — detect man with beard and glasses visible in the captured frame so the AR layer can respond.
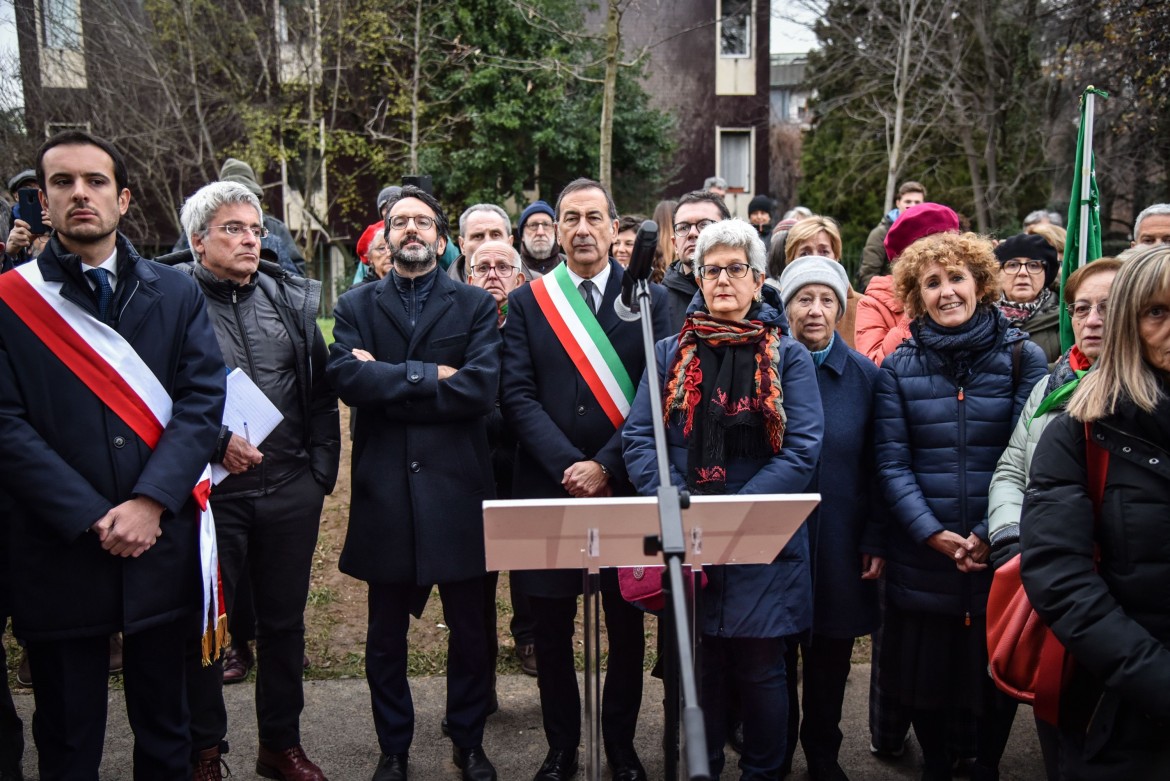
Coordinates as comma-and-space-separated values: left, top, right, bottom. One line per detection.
326, 186, 502, 781
516, 200, 562, 279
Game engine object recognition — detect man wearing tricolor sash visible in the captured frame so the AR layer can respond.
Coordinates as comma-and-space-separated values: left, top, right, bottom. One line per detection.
0, 132, 226, 780
502, 178, 671, 781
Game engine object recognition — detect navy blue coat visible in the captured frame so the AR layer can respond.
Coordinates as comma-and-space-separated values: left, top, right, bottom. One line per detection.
806, 335, 885, 638
503, 259, 671, 598
0, 235, 226, 640
622, 291, 823, 639
875, 310, 1046, 616
327, 269, 501, 585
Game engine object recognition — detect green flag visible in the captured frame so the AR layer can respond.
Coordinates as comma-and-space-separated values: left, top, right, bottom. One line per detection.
1060, 86, 1109, 352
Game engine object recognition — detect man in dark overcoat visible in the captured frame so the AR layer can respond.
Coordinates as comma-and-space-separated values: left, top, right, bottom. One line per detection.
0, 131, 225, 779
326, 186, 502, 781
502, 178, 671, 781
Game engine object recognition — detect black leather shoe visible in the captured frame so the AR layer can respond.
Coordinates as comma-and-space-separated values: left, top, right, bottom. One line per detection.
372, 752, 408, 781
533, 748, 578, 781
607, 746, 647, 781
453, 745, 497, 781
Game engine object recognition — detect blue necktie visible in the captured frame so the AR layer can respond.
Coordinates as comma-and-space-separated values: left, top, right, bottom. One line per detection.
86, 268, 113, 321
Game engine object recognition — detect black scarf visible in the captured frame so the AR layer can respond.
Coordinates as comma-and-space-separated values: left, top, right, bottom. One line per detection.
912, 305, 1000, 384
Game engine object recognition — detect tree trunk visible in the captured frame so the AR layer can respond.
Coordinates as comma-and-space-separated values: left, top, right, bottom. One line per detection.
959, 122, 990, 232
598, 0, 620, 190
409, 0, 422, 175
885, 0, 917, 213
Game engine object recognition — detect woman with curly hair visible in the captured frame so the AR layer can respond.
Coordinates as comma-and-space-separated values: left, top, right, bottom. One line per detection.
874, 232, 1047, 780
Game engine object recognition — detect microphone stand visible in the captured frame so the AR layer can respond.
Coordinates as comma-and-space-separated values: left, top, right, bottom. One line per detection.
630, 277, 710, 781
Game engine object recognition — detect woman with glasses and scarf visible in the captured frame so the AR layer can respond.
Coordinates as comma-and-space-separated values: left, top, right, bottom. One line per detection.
623, 219, 824, 780
993, 234, 1063, 363
874, 232, 1047, 780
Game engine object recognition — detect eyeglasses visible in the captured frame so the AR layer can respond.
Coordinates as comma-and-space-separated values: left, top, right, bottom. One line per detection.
524, 220, 554, 234
389, 215, 435, 230
1068, 301, 1107, 320
210, 224, 268, 239
1002, 259, 1045, 275
697, 262, 751, 281
367, 243, 390, 255
469, 263, 518, 278
673, 219, 717, 238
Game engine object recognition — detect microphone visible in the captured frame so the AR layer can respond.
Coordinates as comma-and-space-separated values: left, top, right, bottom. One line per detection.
614, 220, 658, 322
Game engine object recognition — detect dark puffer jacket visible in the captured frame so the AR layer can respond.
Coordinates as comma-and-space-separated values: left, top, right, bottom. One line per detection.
1021, 397, 1170, 777
874, 310, 1046, 616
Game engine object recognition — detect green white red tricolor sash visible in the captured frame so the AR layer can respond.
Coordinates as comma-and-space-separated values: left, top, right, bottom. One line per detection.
530, 263, 635, 428
0, 262, 226, 664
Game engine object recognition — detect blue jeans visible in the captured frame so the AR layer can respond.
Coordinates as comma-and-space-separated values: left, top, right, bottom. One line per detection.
702, 634, 788, 780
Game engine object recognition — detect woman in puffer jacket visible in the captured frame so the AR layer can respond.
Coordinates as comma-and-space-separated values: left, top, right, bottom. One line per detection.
1021, 246, 1170, 779
875, 232, 1046, 780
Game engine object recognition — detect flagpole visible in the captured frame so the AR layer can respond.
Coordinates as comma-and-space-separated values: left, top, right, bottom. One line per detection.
1078, 89, 1096, 271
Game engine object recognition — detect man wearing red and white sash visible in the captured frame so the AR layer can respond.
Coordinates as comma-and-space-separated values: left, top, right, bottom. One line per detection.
503, 178, 671, 781
0, 131, 225, 780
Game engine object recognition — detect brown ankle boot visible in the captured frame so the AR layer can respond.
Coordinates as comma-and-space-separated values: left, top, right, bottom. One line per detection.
193, 746, 226, 781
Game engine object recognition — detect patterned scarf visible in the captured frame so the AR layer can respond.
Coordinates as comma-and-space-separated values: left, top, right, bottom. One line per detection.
663, 309, 786, 494
996, 287, 1053, 325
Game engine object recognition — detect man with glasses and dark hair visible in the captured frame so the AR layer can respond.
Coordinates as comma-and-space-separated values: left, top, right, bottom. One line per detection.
517, 200, 562, 279
170, 180, 340, 781
662, 190, 732, 333
327, 185, 502, 781
503, 177, 670, 781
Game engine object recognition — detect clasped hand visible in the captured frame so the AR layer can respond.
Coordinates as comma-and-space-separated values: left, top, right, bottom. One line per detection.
927, 530, 990, 573
91, 496, 165, 558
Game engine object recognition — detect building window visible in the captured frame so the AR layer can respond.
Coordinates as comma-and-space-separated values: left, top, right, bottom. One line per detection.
719, 129, 752, 192
42, 0, 82, 50
46, 121, 91, 137
719, 0, 751, 58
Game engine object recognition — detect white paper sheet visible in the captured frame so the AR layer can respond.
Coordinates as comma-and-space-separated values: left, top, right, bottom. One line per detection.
210, 368, 284, 484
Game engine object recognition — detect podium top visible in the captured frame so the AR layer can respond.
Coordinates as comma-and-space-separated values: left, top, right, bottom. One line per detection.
483, 493, 819, 571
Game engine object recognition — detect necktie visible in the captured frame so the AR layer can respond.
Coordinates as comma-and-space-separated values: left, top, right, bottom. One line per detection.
578, 280, 597, 314
86, 268, 114, 321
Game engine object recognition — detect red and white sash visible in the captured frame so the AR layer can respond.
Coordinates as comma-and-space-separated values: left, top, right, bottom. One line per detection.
0, 262, 226, 663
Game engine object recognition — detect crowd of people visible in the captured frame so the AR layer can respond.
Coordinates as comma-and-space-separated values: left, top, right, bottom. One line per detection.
1, 129, 1170, 781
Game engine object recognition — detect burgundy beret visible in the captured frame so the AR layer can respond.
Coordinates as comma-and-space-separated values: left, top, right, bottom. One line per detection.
884, 203, 960, 261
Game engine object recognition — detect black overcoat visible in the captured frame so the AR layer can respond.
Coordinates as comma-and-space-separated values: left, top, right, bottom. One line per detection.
327, 270, 501, 585
502, 259, 670, 598
0, 236, 226, 640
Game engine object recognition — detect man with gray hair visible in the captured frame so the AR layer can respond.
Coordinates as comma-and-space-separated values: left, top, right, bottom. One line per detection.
1023, 209, 1063, 228
1132, 203, 1170, 247
703, 175, 728, 199
173, 180, 340, 781
448, 203, 512, 283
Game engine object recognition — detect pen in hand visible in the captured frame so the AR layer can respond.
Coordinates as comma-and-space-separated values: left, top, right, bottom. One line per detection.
243, 422, 251, 446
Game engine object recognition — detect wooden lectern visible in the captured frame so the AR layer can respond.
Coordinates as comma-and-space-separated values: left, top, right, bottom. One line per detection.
483, 493, 820, 781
